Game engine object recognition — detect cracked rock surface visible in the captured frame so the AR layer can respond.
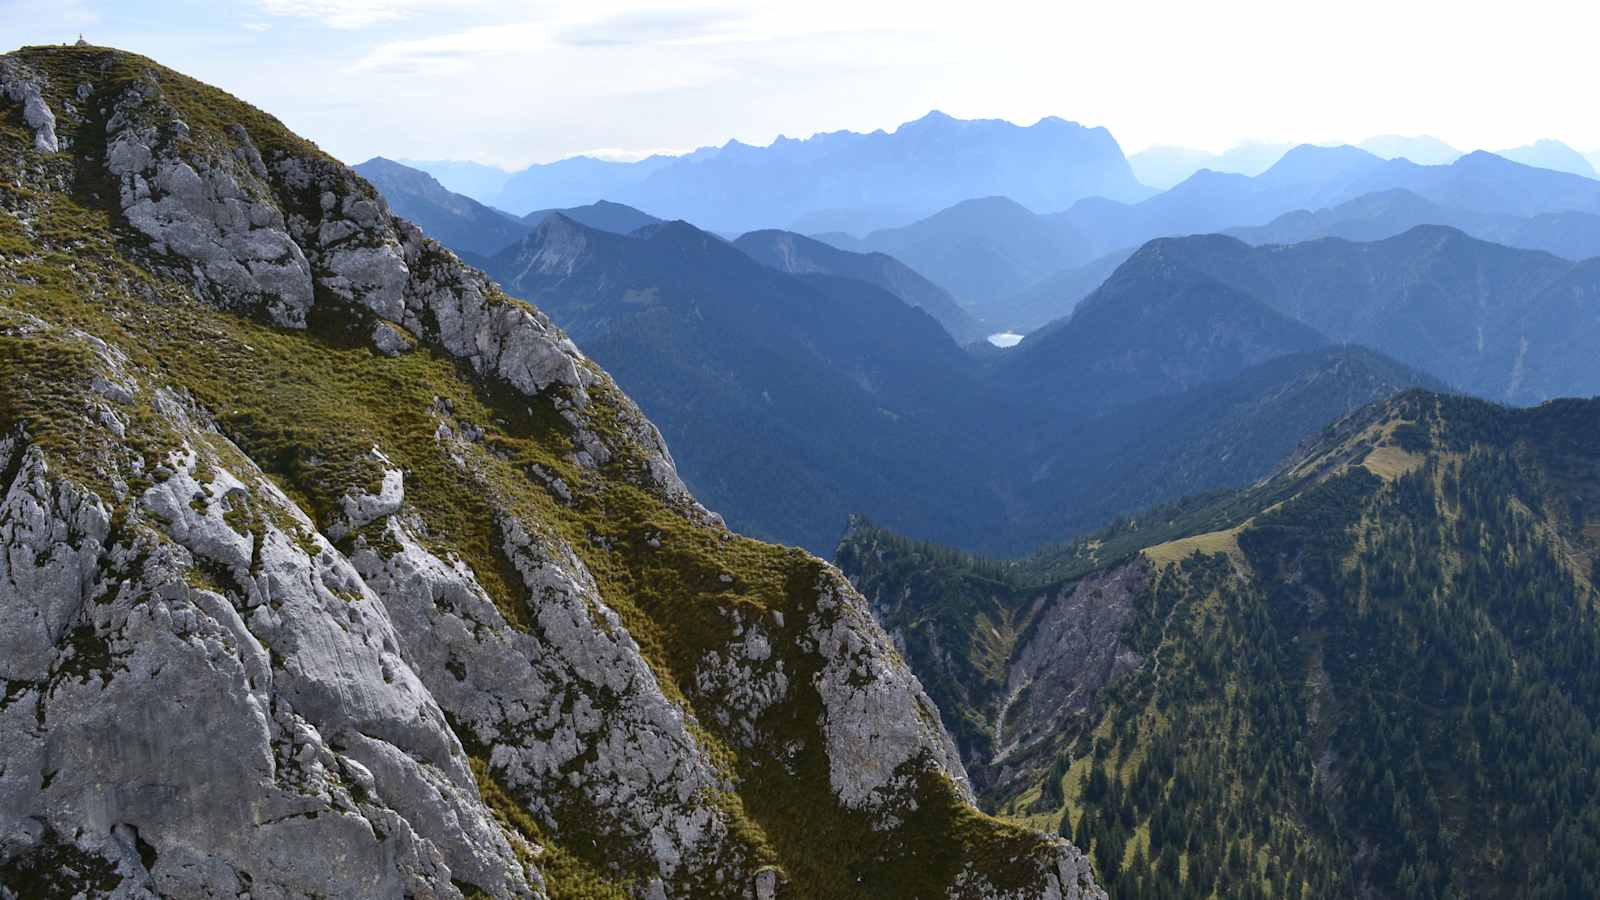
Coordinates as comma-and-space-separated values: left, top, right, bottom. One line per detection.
0, 434, 538, 900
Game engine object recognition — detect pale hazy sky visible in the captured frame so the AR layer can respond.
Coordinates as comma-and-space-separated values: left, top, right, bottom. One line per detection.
4, 0, 1598, 169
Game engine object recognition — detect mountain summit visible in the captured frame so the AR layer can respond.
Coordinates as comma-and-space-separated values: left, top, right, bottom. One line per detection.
0, 44, 1104, 900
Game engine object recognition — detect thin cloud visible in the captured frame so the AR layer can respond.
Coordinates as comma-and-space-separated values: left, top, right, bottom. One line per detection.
256, 0, 473, 29
352, 22, 549, 73
556, 8, 745, 48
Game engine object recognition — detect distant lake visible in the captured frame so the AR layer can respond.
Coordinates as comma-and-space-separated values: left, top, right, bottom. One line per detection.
987, 332, 1023, 348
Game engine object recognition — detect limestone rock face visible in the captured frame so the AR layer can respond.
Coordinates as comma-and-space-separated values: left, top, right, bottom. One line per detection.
0, 432, 539, 900
0, 58, 57, 152
105, 83, 316, 328
351, 518, 749, 891
807, 575, 974, 815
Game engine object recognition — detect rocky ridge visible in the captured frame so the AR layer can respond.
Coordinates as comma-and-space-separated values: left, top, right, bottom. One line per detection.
0, 45, 1103, 899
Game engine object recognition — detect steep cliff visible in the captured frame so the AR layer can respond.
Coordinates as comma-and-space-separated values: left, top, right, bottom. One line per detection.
0, 45, 1102, 900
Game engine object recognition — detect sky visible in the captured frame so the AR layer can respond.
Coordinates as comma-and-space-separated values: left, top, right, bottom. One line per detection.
4, 0, 1599, 170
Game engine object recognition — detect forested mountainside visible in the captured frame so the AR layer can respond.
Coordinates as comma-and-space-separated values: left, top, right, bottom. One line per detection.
841, 392, 1600, 899
479, 212, 1010, 554
1225, 188, 1600, 262
732, 228, 983, 345
999, 347, 1447, 544
472, 207, 1448, 556
1134, 227, 1600, 404
0, 45, 1103, 900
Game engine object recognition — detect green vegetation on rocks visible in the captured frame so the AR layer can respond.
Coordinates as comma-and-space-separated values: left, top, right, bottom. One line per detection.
0, 44, 1102, 900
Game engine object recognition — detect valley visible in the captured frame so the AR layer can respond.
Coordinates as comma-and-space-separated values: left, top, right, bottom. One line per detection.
4, 12, 1600, 899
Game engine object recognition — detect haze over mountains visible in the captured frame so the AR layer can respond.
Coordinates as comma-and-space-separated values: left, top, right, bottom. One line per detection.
397, 158, 514, 200
1495, 138, 1599, 178
445, 200, 1598, 556
353, 156, 529, 256
813, 143, 1600, 334
384, 115, 1600, 342
1128, 136, 1597, 192
412, 111, 1150, 235
1357, 134, 1463, 165
732, 229, 984, 344
11, 24, 1600, 900
819, 196, 1093, 310
1127, 141, 1293, 189
355, 125, 1600, 559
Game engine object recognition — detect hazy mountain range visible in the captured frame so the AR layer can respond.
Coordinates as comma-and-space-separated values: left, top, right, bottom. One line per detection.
1225, 188, 1600, 261
13, 37, 1600, 900
1127, 141, 1294, 189
396, 157, 515, 199
459, 198, 1600, 555
732, 229, 984, 344
353, 156, 528, 255
383, 126, 1600, 341
1495, 138, 1599, 178
1129, 136, 1596, 191
818, 196, 1092, 309
1356, 134, 1463, 165
411, 111, 1152, 233
354, 146, 1600, 555
813, 145, 1600, 334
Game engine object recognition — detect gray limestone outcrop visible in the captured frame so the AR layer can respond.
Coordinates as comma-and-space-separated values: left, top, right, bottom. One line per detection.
350, 516, 750, 892
805, 574, 974, 816
0, 58, 57, 153
0, 427, 540, 899
105, 83, 315, 328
